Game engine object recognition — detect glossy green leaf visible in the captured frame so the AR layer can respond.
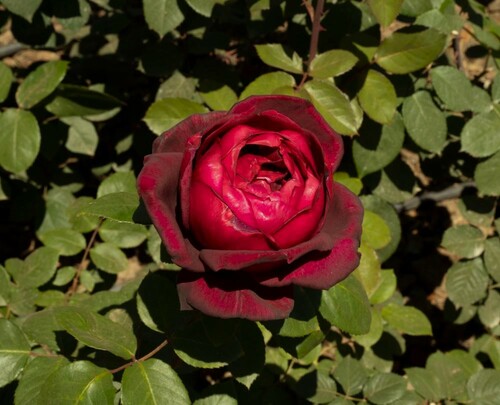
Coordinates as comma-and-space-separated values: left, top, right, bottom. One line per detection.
415, 9, 464, 34
475, 151, 500, 196
97, 171, 136, 198
370, 269, 397, 304
363, 372, 407, 405
143, 0, 184, 37
78, 192, 139, 223
8, 247, 59, 288
353, 309, 384, 347
405, 368, 443, 402
427, 351, 470, 401
0, 109, 40, 174
37, 188, 75, 235
0, 319, 30, 388
122, 359, 190, 405
185, 0, 229, 17
99, 221, 148, 248
240, 72, 296, 100
431, 66, 477, 112
68, 197, 101, 233
382, 303, 432, 336
200, 81, 237, 111
354, 244, 382, 298
304, 80, 359, 136
334, 173, 363, 196
52, 266, 76, 286
319, 274, 371, 335
402, 90, 447, 153
0, 62, 13, 103
14, 356, 69, 405
362, 210, 392, 250
56, 306, 137, 359
441, 225, 485, 258
295, 370, 338, 403
367, 0, 404, 27
376, 29, 446, 74
358, 69, 397, 124
478, 290, 500, 329
255, 44, 303, 74
353, 112, 405, 177
16, 61, 68, 109
461, 109, 500, 158
45, 84, 122, 117
467, 369, 500, 405
309, 50, 358, 79
90, 242, 128, 274
144, 97, 207, 135
333, 356, 368, 396
400, 0, 433, 17
40, 361, 115, 405
156, 71, 198, 101
484, 237, 500, 283
62, 117, 99, 156
1, 0, 42, 22
446, 258, 489, 307
38, 228, 86, 256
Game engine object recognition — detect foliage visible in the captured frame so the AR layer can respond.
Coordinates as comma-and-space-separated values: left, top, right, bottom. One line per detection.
0, 0, 499, 403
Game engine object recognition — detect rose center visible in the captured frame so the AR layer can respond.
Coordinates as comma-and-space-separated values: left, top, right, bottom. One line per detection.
236, 145, 291, 192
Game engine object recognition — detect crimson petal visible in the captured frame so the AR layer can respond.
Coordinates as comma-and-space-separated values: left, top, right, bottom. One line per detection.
177, 270, 294, 321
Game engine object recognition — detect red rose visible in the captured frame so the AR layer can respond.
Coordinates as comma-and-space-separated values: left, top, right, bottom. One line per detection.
138, 95, 363, 321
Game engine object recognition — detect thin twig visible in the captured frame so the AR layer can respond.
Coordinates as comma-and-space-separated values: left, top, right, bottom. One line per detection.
108, 339, 169, 374
0, 43, 27, 59
66, 217, 104, 297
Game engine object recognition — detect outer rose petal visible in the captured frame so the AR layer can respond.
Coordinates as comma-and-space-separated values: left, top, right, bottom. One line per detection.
177, 270, 294, 321
230, 96, 343, 172
137, 153, 204, 271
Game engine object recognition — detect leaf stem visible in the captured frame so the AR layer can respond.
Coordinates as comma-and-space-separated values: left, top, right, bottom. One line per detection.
66, 217, 104, 297
108, 338, 169, 374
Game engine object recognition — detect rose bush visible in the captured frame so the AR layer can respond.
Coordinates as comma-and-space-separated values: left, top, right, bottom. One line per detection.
138, 95, 363, 320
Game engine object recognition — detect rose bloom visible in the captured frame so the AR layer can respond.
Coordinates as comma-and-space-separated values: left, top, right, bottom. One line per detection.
138, 95, 363, 321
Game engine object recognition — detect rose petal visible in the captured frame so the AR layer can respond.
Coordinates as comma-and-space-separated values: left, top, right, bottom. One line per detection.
230, 95, 343, 172
177, 270, 294, 321
137, 152, 204, 271
153, 111, 226, 154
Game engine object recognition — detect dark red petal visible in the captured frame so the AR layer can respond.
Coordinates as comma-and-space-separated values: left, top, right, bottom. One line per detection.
152, 111, 226, 154
230, 95, 343, 172
137, 152, 204, 271
177, 270, 294, 321
257, 182, 364, 288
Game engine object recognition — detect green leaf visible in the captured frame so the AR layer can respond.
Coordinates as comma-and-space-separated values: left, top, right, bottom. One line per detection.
478, 290, 500, 329
56, 306, 137, 359
484, 237, 500, 283
122, 359, 190, 405
354, 244, 382, 298
467, 369, 500, 405
294, 370, 338, 403
185, 0, 228, 17
255, 44, 303, 74
0, 109, 41, 174
40, 361, 115, 405
16, 61, 68, 109
143, 0, 184, 37
363, 372, 407, 405
441, 225, 485, 258
240, 72, 296, 100
458, 194, 496, 228
382, 303, 432, 336
309, 50, 358, 79
144, 97, 207, 135
405, 368, 443, 402
333, 356, 368, 396
402, 90, 447, 153
90, 242, 128, 274
1, 0, 42, 22
79, 192, 139, 223
38, 228, 86, 256
358, 69, 397, 124
492, 75, 500, 104
0, 319, 30, 388
400, 0, 433, 17
370, 269, 397, 304
334, 173, 363, 196
193, 381, 238, 405
475, 151, 500, 196
461, 109, 500, 158
14, 356, 69, 405
415, 9, 464, 35
431, 66, 477, 112
156, 71, 198, 101
445, 258, 489, 307
37, 188, 75, 235
99, 221, 148, 248
304, 79, 359, 136
353, 309, 384, 347
0, 62, 13, 103
8, 247, 59, 288
52, 0, 91, 31
353, 112, 405, 177
367, 0, 404, 27
199, 81, 237, 111
427, 351, 470, 402
362, 210, 391, 250
62, 116, 99, 156
0, 266, 12, 303
97, 171, 137, 198
376, 29, 446, 74
319, 274, 372, 335
45, 84, 122, 117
